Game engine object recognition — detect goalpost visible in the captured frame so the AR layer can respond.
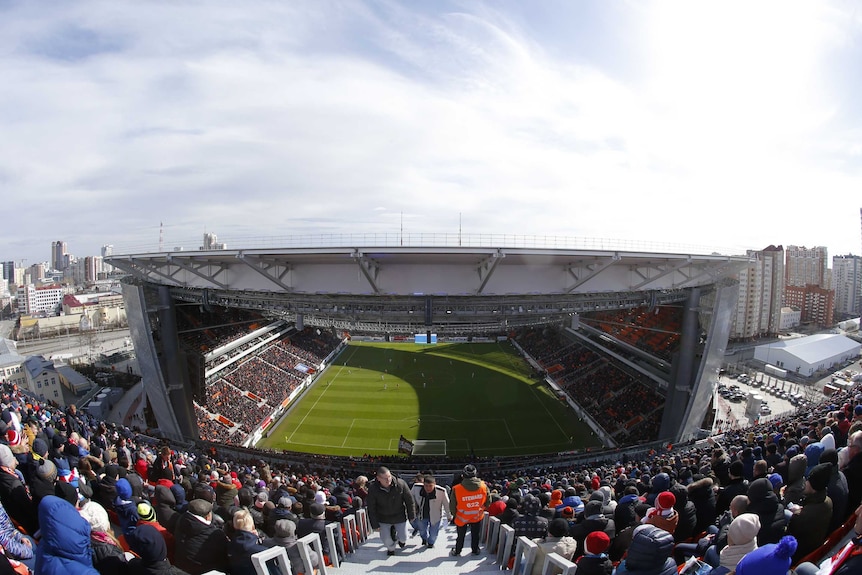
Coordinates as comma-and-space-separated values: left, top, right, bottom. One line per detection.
411, 439, 447, 456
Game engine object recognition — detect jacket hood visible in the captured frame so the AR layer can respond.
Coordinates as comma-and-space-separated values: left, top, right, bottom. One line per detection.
38, 495, 93, 565
651, 473, 671, 493
728, 513, 761, 545
747, 478, 774, 503
787, 454, 807, 484
804, 442, 825, 476
687, 477, 713, 494
128, 524, 167, 564
625, 524, 674, 570
461, 476, 484, 491
154, 484, 176, 507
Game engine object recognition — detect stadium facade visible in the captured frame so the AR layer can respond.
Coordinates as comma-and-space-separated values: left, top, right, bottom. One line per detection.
107, 244, 748, 450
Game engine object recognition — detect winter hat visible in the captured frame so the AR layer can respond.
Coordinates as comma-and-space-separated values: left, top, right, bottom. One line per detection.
561, 506, 574, 519
735, 535, 797, 575
855, 405, 862, 416
585, 531, 611, 555
804, 442, 825, 476
522, 494, 540, 515
128, 524, 168, 564
655, 491, 676, 514
463, 464, 477, 478
767, 473, 783, 490
255, 492, 268, 509
35, 459, 57, 483
550, 490, 563, 507
807, 462, 831, 492
32, 438, 48, 458
116, 478, 132, 501
5, 429, 21, 447
137, 501, 157, 522
80, 500, 112, 533
652, 472, 671, 492
314, 490, 326, 505
0, 444, 15, 468
189, 498, 213, 517
585, 500, 603, 517
728, 513, 761, 546
274, 519, 297, 538
309, 502, 325, 518
548, 518, 569, 537
729, 460, 744, 478
54, 482, 80, 506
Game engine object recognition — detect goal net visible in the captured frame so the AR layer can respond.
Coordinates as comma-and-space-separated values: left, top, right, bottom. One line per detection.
411, 439, 447, 456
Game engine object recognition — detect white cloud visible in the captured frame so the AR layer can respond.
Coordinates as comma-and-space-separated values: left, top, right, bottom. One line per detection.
0, 0, 860, 265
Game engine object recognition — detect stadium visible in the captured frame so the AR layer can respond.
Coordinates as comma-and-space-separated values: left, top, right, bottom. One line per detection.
107, 238, 748, 468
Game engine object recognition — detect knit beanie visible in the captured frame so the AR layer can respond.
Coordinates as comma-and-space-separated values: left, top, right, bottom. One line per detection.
116, 478, 133, 501
137, 501, 157, 522
735, 536, 797, 575
650, 491, 675, 519
35, 459, 57, 483
807, 462, 831, 492
0, 444, 15, 468
585, 531, 611, 555
728, 513, 761, 546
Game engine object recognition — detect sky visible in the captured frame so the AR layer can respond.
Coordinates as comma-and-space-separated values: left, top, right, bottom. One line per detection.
2, 0, 862, 266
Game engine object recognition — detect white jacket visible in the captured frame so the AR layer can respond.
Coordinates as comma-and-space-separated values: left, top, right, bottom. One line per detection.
411, 483, 452, 524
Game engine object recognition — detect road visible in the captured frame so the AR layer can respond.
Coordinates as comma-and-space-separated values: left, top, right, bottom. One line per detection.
15, 328, 132, 361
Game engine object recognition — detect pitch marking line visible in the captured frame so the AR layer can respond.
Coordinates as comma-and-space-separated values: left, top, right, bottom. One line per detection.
341, 419, 357, 448
503, 420, 517, 447
286, 346, 357, 444
529, 385, 569, 439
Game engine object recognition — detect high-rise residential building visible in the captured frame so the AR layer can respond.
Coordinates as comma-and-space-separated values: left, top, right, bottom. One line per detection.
730, 245, 785, 340
784, 245, 834, 328
51, 241, 67, 271
101, 245, 113, 258
785, 245, 829, 288
200, 232, 227, 250
832, 254, 862, 320
1, 262, 13, 282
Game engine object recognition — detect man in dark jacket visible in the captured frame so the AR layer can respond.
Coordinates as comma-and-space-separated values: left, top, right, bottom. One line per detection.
571, 500, 616, 559
365, 466, 415, 556
787, 462, 833, 563
746, 477, 786, 546
820, 448, 849, 532
715, 460, 748, 516
173, 499, 229, 574
842, 431, 862, 513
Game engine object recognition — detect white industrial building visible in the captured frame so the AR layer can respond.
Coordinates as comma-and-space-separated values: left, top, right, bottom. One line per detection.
754, 333, 861, 378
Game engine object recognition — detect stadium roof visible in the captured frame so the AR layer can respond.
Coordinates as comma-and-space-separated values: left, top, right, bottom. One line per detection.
107, 245, 748, 297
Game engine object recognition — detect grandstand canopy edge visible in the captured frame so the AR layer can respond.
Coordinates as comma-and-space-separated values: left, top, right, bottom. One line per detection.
107, 246, 747, 296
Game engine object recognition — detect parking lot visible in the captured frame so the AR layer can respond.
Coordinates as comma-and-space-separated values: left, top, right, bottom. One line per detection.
715, 372, 812, 429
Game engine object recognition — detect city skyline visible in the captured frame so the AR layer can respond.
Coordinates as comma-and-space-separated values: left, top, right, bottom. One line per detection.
2, 1, 862, 264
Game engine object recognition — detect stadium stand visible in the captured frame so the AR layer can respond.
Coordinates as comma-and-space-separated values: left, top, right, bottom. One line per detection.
3, 312, 860, 575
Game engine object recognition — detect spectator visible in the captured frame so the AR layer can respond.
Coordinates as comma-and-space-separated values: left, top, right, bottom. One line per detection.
787, 462, 833, 562
531, 518, 578, 575
576, 530, 613, 575
0, 500, 34, 572
35, 495, 100, 575
264, 519, 319, 575
0, 444, 37, 535
366, 467, 415, 557
717, 513, 760, 573
79, 493, 128, 575
734, 535, 797, 575
173, 499, 229, 574
410, 473, 451, 548
645, 491, 678, 536
296, 502, 328, 556
794, 503, 862, 575
819, 448, 849, 532
746, 478, 786, 546
227, 509, 267, 575
513, 495, 549, 552
614, 524, 676, 575
842, 431, 862, 513
571, 499, 615, 559
126, 523, 189, 575
137, 500, 175, 563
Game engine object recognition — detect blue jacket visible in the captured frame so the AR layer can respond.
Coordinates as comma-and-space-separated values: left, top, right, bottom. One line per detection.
35, 495, 99, 575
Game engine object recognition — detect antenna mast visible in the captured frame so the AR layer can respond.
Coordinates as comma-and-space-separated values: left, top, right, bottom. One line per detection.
159, 222, 164, 252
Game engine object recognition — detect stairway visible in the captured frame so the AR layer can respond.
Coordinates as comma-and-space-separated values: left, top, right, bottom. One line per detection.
337, 525, 505, 575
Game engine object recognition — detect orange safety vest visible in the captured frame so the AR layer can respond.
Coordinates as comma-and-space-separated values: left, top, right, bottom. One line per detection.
453, 481, 487, 526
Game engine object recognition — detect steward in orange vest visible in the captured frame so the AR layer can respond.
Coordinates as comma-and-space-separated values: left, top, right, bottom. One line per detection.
449, 465, 490, 556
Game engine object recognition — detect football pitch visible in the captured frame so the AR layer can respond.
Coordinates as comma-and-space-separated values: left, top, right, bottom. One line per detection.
257, 341, 598, 457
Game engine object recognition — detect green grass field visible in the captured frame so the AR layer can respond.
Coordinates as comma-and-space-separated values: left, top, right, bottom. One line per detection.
257, 341, 597, 457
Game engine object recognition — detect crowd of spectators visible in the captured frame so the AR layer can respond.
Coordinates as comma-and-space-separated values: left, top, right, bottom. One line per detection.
194, 329, 341, 445
2, 355, 862, 575
176, 307, 266, 354
580, 306, 683, 362
516, 328, 665, 441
